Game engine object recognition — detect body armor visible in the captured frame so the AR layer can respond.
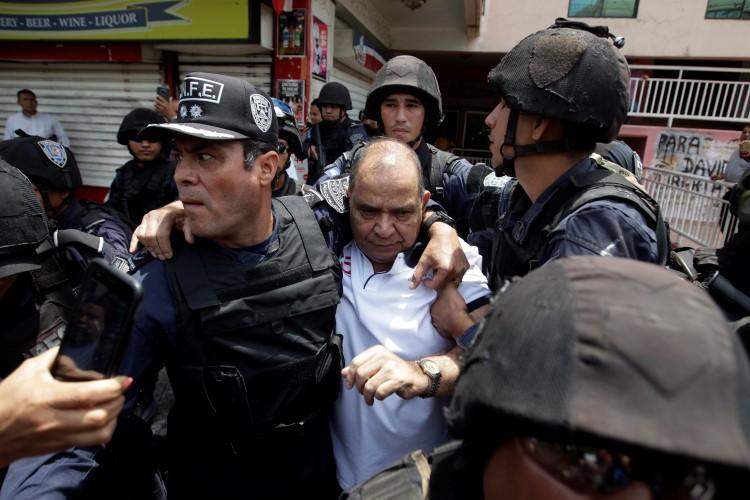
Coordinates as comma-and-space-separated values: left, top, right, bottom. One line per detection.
489, 168, 669, 289
163, 196, 342, 449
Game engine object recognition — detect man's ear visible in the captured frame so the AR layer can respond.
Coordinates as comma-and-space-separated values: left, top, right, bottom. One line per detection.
421, 190, 431, 212
530, 117, 564, 142
257, 150, 279, 187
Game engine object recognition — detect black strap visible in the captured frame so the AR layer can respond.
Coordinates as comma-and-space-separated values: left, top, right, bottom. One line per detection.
273, 196, 333, 273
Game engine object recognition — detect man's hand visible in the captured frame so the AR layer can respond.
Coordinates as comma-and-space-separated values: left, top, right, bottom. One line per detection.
410, 220, 469, 290
341, 345, 430, 406
129, 200, 189, 260
308, 145, 319, 161
154, 95, 178, 121
430, 284, 475, 341
0, 348, 131, 467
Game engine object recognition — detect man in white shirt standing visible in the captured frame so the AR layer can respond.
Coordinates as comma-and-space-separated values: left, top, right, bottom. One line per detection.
4, 89, 69, 147
331, 138, 491, 490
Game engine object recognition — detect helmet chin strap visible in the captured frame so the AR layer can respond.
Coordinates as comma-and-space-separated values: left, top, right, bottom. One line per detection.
496, 108, 575, 177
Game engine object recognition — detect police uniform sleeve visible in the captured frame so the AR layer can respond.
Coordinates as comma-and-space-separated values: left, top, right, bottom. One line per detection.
441, 160, 493, 230
543, 200, 659, 264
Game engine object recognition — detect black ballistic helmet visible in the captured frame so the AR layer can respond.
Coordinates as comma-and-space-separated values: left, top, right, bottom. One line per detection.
488, 19, 629, 143
0, 136, 82, 190
0, 160, 48, 279
140, 72, 278, 144
117, 108, 166, 145
448, 256, 750, 471
365, 55, 443, 127
272, 98, 303, 158
317, 82, 353, 110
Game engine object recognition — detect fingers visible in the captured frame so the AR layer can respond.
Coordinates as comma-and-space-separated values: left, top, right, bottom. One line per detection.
341, 366, 355, 390
409, 258, 435, 289
128, 230, 141, 254
50, 378, 128, 410
183, 221, 195, 245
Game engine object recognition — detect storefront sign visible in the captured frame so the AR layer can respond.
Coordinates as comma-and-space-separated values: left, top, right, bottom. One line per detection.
0, 0, 252, 41
278, 9, 305, 56
278, 79, 305, 127
312, 17, 328, 81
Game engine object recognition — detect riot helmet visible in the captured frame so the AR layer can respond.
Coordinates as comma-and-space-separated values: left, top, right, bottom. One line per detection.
593, 140, 644, 181
445, 256, 750, 493
272, 98, 303, 159
0, 159, 48, 279
0, 135, 82, 191
117, 108, 166, 145
487, 18, 630, 175
317, 82, 353, 110
364, 55, 443, 129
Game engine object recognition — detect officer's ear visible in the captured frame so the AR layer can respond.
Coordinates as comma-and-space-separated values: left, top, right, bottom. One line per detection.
256, 150, 279, 187
529, 116, 562, 142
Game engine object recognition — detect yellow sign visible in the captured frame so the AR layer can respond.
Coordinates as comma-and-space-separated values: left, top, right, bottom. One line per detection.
0, 0, 250, 41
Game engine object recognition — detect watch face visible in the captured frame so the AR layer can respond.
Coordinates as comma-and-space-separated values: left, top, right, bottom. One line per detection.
421, 359, 440, 377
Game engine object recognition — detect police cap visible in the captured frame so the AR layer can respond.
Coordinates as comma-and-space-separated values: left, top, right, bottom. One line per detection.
0, 136, 82, 190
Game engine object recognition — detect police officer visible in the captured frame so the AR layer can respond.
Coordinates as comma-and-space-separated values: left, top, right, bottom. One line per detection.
317, 55, 492, 235
107, 108, 177, 226
1, 73, 343, 500
470, 19, 667, 287
303, 81, 367, 184
430, 256, 750, 500
271, 98, 303, 196
0, 136, 134, 279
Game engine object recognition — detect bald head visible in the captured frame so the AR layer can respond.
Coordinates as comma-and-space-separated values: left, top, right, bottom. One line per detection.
349, 138, 424, 197
347, 138, 430, 272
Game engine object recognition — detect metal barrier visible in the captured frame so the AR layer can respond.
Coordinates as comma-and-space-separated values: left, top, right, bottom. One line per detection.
642, 166, 739, 248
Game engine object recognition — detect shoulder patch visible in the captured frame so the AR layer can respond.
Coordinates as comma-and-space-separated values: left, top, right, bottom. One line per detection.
318, 176, 350, 214
483, 172, 512, 189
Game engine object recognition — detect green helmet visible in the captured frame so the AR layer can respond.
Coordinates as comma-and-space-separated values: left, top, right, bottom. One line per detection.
365, 55, 443, 128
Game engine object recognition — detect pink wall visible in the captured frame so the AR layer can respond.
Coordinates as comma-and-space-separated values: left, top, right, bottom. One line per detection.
620, 124, 743, 179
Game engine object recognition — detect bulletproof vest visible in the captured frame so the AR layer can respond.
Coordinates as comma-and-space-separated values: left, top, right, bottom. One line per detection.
0, 239, 75, 376
74, 199, 134, 232
163, 196, 342, 452
489, 168, 669, 289
114, 159, 176, 225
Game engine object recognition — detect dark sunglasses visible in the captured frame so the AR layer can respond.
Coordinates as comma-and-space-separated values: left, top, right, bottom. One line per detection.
522, 437, 715, 499
277, 143, 288, 154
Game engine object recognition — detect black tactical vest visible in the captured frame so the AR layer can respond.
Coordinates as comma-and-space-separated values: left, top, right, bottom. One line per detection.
163, 196, 342, 451
489, 169, 669, 290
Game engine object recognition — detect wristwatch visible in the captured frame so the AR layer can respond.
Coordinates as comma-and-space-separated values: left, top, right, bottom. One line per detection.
422, 211, 456, 233
417, 359, 442, 398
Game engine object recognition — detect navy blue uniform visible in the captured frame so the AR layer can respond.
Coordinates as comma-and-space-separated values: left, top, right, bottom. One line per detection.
468, 158, 659, 278
106, 158, 177, 227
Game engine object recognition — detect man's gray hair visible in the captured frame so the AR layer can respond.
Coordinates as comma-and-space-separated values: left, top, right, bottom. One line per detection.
349, 137, 425, 196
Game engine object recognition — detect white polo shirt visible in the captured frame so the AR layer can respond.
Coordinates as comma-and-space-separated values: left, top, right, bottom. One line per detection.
331, 239, 490, 489
4, 112, 70, 147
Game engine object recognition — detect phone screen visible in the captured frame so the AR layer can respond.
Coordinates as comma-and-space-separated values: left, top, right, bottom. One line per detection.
52, 259, 142, 381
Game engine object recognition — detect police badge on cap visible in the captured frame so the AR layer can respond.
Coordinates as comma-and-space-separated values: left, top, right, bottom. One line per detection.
37, 140, 68, 168
139, 72, 278, 144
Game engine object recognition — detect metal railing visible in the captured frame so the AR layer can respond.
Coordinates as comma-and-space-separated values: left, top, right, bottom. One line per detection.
628, 64, 750, 126
642, 166, 739, 248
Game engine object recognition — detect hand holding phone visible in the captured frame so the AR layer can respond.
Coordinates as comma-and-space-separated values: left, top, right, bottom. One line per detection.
52, 258, 143, 381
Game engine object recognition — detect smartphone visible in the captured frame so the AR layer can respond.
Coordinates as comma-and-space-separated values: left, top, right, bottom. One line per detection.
51, 258, 143, 381
156, 85, 170, 99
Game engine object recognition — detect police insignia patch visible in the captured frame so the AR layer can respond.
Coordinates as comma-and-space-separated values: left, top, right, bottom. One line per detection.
483, 172, 511, 189
37, 140, 67, 168
180, 105, 188, 119
318, 176, 350, 214
189, 104, 203, 119
250, 94, 272, 133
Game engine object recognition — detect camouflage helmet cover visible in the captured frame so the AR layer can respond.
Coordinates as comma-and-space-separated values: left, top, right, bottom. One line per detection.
365, 55, 443, 127
0, 160, 48, 278
488, 24, 630, 142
